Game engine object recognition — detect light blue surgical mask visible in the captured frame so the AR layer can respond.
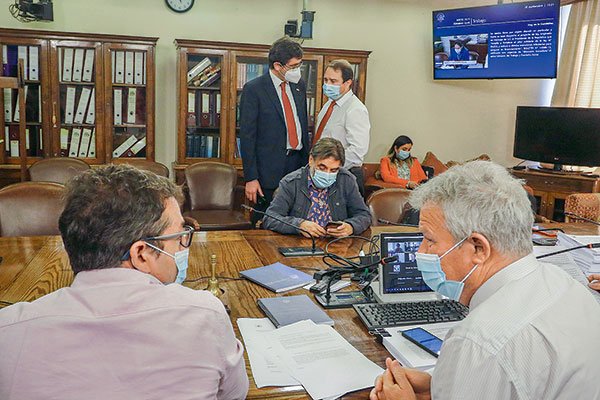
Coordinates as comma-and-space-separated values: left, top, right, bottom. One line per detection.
312, 168, 338, 189
415, 236, 478, 302
397, 150, 411, 160
145, 242, 190, 285
323, 83, 342, 100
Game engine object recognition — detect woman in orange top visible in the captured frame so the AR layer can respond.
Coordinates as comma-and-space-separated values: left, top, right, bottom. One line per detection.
379, 135, 427, 189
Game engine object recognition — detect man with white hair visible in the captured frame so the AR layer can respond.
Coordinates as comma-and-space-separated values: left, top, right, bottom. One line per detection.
370, 161, 600, 400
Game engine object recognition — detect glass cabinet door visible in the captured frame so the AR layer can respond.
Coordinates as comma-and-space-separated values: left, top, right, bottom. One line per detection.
50, 41, 103, 162
184, 51, 225, 161
300, 55, 323, 145
105, 44, 154, 161
1, 40, 47, 162
230, 52, 269, 166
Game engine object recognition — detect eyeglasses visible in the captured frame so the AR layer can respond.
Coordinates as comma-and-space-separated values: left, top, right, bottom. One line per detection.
121, 225, 195, 261
280, 61, 303, 70
145, 225, 195, 248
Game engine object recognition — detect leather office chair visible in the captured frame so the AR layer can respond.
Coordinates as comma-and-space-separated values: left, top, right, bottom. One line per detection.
469, 51, 480, 62
183, 162, 252, 231
28, 158, 90, 184
367, 188, 412, 227
124, 160, 169, 178
0, 182, 65, 237
565, 193, 600, 223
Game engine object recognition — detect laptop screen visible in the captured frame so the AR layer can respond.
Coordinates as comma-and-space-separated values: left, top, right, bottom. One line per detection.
380, 232, 431, 294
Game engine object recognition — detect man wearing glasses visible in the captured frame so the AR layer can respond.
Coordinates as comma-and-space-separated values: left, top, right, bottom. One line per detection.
0, 165, 248, 399
240, 37, 309, 226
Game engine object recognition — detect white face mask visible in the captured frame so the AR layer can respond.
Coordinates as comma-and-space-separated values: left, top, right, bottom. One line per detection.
284, 68, 301, 84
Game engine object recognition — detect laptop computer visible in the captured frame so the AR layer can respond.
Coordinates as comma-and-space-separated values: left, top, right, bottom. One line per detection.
372, 232, 443, 303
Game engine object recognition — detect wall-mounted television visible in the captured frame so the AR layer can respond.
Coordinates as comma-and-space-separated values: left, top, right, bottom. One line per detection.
513, 106, 600, 168
433, 0, 560, 80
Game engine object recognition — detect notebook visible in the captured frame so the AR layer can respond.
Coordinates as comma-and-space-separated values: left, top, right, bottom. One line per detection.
258, 295, 335, 328
240, 262, 314, 293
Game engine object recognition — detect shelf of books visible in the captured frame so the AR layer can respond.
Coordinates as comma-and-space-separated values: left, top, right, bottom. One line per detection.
105, 44, 155, 161
1, 41, 46, 162
52, 43, 102, 162
185, 53, 224, 160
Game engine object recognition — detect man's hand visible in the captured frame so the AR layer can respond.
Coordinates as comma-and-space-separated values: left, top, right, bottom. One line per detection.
245, 180, 264, 203
588, 274, 600, 291
406, 181, 420, 190
327, 222, 353, 238
299, 221, 327, 238
370, 358, 431, 400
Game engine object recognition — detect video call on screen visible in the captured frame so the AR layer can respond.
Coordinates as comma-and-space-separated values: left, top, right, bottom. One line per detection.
433, 0, 559, 79
382, 237, 431, 293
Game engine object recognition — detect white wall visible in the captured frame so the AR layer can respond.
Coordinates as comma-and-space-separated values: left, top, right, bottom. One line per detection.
0, 0, 553, 168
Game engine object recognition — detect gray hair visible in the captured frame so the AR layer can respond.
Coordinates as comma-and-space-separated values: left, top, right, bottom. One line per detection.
59, 164, 182, 274
409, 161, 533, 257
311, 137, 345, 165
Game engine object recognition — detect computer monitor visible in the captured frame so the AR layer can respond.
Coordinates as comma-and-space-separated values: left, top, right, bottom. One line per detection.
380, 232, 430, 294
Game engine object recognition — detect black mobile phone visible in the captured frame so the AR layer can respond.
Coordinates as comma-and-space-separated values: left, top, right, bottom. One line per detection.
256, 195, 268, 207
401, 327, 443, 358
326, 221, 343, 229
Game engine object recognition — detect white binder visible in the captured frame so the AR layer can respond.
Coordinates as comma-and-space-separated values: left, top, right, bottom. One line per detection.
25, 127, 30, 150
188, 92, 195, 113
112, 134, 137, 158
13, 86, 28, 122
69, 128, 81, 157
134, 52, 143, 85
130, 136, 146, 155
126, 88, 136, 124
82, 49, 94, 82
114, 51, 124, 84
4, 127, 8, 152
29, 46, 39, 81
78, 128, 92, 157
87, 130, 96, 157
125, 51, 134, 84
62, 48, 74, 82
10, 140, 18, 157
74, 87, 91, 124
72, 48, 84, 82
114, 89, 123, 125
64, 86, 76, 124
3, 89, 12, 122
60, 128, 69, 151
85, 88, 96, 124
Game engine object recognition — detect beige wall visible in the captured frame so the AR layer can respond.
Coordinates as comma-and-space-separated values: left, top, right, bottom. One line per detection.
0, 0, 552, 168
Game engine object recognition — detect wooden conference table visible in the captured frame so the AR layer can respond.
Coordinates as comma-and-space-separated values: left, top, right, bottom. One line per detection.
0, 223, 598, 399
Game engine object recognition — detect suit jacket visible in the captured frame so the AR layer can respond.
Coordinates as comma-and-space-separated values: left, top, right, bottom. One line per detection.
239, 72, 309, 189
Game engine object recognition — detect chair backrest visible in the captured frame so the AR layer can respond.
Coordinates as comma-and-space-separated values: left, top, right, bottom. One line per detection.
469, 51, 480, 62
367, 188, 412, 227
0, 182, 65, 237
125, 160, 169, 178
28, 158, 90, 184
184, 162, 236, 210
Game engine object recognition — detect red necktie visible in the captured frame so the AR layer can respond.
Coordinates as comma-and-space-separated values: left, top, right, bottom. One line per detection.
312, 100, 336, 146
280, 82, 299, 149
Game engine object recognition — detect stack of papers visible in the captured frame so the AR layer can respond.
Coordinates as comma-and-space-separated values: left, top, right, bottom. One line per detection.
381, 322, 457, 370
556, 233, 600, 275
238, 318, 383, 399
534, 245, 600, 304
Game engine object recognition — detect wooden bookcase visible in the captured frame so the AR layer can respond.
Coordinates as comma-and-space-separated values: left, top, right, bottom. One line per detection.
512, 168, 600, 222
173, 39, 370, 184
0, 28, 157, 185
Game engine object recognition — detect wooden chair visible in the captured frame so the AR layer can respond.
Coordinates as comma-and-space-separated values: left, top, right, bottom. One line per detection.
182, 162, 252, 231
366, 188, 412, 227
28, 158, 90, 184
0, 182, 64, 236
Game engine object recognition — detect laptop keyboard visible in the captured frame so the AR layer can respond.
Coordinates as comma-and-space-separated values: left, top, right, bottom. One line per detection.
353, 299, 469, 332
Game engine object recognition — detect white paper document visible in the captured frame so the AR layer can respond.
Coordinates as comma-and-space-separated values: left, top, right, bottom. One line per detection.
265, 320, 383, 400
237, 318, 299, 388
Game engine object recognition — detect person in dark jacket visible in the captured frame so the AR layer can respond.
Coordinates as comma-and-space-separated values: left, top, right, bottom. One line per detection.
263, 138, 371, 238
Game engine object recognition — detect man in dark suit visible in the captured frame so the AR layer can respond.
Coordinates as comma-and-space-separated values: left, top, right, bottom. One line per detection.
239, 37, 309, 225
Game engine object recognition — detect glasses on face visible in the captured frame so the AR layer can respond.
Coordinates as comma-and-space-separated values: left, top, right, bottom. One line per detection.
145, 225, 195, 248
280, 61, 303, 71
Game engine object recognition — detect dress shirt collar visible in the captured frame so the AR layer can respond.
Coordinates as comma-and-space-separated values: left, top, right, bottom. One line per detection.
469, 253, 538, 310
334, 89, 354, 107
71, 267, 164, 289
269, 69, 284, 89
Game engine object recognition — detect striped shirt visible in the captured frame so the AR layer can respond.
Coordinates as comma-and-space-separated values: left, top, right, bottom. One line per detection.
431, 254, 600, 400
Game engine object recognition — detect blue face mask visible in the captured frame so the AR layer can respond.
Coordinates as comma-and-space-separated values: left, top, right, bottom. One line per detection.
145, 242, 190, 285
312, 168, 338, 189
397, 150, 411, 160
323, 83, 342, 100
415, 236, 478, 302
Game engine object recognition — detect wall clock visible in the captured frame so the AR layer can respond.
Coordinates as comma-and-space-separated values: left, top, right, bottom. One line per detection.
165, 0, 194, 13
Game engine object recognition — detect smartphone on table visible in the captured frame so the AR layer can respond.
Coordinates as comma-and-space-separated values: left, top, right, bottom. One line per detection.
401, 327, 443, 358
